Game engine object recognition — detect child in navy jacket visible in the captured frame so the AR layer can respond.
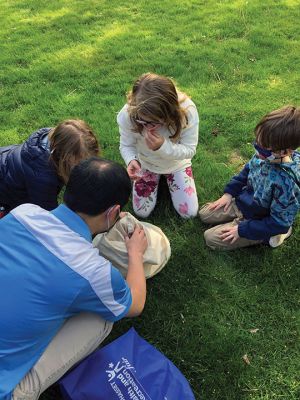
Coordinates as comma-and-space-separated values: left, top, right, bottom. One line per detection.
199, 106, 300, 250
0, 120, 99, 214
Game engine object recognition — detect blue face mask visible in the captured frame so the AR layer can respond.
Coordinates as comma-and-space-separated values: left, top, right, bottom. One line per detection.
253, 142, 276, 160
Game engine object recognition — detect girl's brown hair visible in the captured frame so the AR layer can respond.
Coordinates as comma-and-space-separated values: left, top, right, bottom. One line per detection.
49, 119, 100, 183
255, 106, 300, 151
127, 73, 188, 140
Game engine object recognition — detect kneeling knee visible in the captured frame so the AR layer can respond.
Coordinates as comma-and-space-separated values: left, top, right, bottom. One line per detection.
176, 203, 199, 219
180, 210, 198, 219
133, 207, 153, 219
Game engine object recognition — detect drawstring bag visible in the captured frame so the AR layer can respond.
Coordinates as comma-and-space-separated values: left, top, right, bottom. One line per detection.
59, 327, 195, 400
93, 213, 171, 278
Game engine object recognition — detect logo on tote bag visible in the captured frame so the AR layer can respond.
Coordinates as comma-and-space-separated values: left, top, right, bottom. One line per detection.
106, 358, 135, 381
105, 358, 151, 400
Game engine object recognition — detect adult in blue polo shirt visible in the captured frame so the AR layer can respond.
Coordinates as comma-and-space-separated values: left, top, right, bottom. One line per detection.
0, 157, 147, 400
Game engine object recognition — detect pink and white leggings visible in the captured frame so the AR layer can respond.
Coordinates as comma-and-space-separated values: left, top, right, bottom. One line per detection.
132, 166, 199, 218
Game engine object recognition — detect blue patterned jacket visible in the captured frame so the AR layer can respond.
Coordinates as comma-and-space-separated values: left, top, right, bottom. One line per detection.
224, 152, 300, 240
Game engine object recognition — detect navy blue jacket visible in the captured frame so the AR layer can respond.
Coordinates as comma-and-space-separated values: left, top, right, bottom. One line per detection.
0, 128, 63, 211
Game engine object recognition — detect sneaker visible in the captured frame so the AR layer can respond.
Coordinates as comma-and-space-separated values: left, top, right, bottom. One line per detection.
269, 227, 292, 248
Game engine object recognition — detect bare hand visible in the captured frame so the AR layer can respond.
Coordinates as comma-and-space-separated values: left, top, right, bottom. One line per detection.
127, 160, 141, 180
219, 225, 239, 244
208, 193, 233, 212
125, 226, 148, 258
144, 129, 164, 151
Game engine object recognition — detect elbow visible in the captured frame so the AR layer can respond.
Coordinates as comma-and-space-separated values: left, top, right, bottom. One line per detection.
126, 303, 145, 318
190, 149, 196, 159
126, 294, 146, 318
132, 295, 146, 316
184, 146, 196, 160
129, 305, 144, 318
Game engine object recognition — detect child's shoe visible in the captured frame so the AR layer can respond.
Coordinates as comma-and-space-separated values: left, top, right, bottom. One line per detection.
269, 227, 292, 248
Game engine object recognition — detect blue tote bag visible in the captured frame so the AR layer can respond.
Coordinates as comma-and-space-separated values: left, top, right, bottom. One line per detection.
59, 327, 195, 400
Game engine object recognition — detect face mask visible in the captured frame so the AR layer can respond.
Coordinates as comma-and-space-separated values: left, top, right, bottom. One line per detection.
106, 206, 120, 232
253, 142, 276, 161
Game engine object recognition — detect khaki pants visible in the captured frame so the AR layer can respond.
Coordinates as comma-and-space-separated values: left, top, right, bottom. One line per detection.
12, 313, 113, 400
199, 200, 263, 250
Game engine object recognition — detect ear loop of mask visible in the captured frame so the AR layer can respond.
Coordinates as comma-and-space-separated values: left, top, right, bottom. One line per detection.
106, 206, 114, 232
106, 206, 120, 232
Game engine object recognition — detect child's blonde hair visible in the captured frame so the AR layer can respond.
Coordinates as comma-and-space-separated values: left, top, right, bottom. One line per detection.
49, 119, 100, 183
127, 73, 188, 140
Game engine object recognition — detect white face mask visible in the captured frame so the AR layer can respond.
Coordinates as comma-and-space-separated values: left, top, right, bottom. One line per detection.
105, 206, 120, 232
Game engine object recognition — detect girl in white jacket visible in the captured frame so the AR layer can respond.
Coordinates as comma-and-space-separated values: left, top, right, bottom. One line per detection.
118, 73, 199, 218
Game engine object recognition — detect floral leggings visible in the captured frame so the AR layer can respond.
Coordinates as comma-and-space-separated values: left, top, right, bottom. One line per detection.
132, 166, 199, 219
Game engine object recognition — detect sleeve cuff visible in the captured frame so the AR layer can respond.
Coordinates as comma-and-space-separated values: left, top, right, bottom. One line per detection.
237, 222, 247, 238
224, 188, 236, 197
125, 155, 138, 166
107, 294, 132, 322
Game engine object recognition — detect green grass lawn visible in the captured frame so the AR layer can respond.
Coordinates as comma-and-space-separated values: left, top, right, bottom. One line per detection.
1, 0, 300, 399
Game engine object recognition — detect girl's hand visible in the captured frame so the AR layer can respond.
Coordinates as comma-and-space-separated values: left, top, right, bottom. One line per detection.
208, 193, 232, 212
145, 129, 164, 151
219, 225, 239, 244
125, 226, 148, 258
127, 160, 141, 180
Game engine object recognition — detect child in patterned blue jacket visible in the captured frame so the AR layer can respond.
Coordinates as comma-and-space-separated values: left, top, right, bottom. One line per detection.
199, 106, 300, 250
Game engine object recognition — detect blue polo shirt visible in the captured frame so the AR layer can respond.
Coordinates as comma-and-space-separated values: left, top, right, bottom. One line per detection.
0, 204, 132, 399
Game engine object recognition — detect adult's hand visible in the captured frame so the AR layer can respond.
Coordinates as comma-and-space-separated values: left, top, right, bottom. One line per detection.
125, 225, 148, 258
208, 193, 233, 212
144, 129, 164, 151
127, 160, 141, 180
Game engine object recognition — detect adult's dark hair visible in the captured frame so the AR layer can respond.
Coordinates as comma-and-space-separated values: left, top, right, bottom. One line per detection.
64, 157, 131, 216
255, 105, 300, 151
